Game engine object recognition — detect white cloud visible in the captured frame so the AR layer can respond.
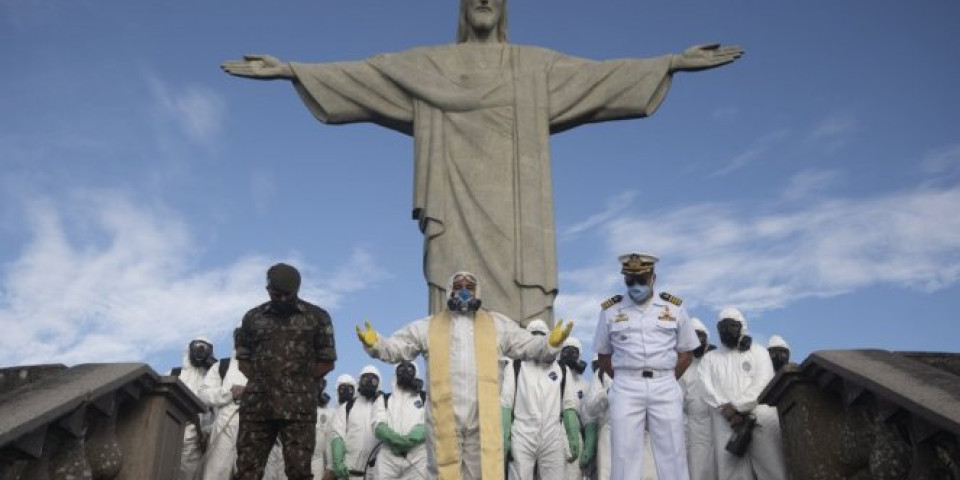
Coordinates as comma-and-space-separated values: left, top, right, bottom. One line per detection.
561, 191, 637, 238
712, 129, 789, 177
0, 191, 377, 366
555, 185, 960, 340
146, 73, 226, 147
808, 112, 858, 152
781, 169, 841, 201
921, 145, 960, 176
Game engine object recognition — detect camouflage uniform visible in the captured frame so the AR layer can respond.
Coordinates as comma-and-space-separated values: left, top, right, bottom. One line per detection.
233, 299, 337, 480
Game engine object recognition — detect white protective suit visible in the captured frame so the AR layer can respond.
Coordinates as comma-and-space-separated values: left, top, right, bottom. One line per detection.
700, 307, 786, 480
560, 337, 588, 480
362, 272, 559, 480
198, 349, 286, 480
373, 364, 428, 480
315, 375, 356, 477
679, 318, 715, 480
171, 337, 213, 480
502, 320, 578, 480
767, 335, 789, 351
331, 365, 382, 479
584, 362, 611, 480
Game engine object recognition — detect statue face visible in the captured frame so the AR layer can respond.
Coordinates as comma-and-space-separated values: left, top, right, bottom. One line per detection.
464, 0, 503, 34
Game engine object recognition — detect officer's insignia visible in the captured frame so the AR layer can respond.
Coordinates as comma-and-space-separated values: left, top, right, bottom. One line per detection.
658, 307, 676, 322
614, 312, 629, 323
414, 400, 424, 409
601, 295, 623, 310
549, 371, 559, 381
659, 292, 683, 306
742, 361, 752, 372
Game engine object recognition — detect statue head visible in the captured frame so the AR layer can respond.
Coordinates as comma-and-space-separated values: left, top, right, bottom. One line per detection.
457, 0, 508, 44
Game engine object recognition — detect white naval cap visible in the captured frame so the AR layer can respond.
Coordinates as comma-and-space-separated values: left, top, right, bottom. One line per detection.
768, 334, 790, 350
618, 253, 659, 275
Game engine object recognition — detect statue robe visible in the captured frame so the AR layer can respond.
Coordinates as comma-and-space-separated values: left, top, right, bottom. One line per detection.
290, 43, 673, 324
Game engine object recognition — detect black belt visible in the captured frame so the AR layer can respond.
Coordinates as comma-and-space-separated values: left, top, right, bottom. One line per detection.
642, 370, 654, 378
349, 470, 366, 476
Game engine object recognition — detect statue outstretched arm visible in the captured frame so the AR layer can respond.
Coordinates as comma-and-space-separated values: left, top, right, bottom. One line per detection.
221, 54, 295, 80
669, 43, 743, 73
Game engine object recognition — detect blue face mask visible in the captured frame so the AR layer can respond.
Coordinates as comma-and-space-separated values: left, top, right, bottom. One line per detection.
628, 285, 652, 303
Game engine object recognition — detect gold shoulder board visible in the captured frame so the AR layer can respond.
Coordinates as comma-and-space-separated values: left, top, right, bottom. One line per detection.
601, 295, 623, 310
659, 292, 683, 306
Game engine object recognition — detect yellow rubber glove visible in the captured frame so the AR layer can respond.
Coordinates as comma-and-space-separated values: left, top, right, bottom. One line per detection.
356, 321, 379, 348
548, 319, 574, 348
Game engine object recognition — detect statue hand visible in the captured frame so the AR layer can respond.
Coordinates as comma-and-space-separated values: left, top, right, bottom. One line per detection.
548, 319, 574, 348
671, 43, 743, 72
356, 321, 379, 348
220, 54, 294, 80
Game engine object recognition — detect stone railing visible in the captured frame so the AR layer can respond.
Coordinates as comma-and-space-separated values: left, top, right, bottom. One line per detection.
0, 363, 204, 479
761, 350, 960, 479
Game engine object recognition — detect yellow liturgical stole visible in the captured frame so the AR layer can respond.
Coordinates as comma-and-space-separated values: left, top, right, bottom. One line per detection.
428, 309, 503, 480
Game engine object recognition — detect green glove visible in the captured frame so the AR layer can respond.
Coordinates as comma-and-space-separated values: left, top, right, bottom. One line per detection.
562, 408, 581, 463
502, 406, 513, 462
580, 421, 598, 468
376, 422, 414, 456
331, 436, 349, 479
405, 424, 427, 445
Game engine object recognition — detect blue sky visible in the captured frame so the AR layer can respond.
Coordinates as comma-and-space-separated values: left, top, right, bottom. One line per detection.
2, 1, 959, 388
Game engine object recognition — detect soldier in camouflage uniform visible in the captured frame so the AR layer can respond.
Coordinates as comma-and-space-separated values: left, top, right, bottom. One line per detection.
233, 263, 337, 480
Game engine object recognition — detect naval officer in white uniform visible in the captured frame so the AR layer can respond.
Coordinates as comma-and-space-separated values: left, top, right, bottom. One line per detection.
593, 253, 700, 480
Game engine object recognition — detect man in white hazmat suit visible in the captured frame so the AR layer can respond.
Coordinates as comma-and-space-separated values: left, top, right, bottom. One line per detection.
557, 337, 589, 480
331, 366, 383, 479
312, 377, 336, 478
767, 335, 793, 373
170, 337, 216, 480
581, 355, 610, 480
372, 361, 429, 480
680, 318, 716, 480
699, 307, 786, 480
500, 320, 581, 480
199, 348, 286, 480
356, 271, 574, 480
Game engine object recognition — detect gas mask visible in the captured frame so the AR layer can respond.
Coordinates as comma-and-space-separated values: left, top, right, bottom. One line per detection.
768, 347, 790, 372
317, 379, 331, 407
358, 373, 380, 399
447, 287, 482, 314
591, 359, 600, 373
395, 361, 418, 392
717, 319, 752, 352
560, 346, 587, 374
188, 340, 215, 369
337, 384, 355, 405
693, 331, 709, 358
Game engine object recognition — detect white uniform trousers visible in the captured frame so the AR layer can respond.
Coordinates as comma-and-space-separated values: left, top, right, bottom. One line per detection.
710, 405, 786, 480
686, 397, 715, 480
610, 370, 688, 480
642, 433, 658, 480
597, 422, 611, 480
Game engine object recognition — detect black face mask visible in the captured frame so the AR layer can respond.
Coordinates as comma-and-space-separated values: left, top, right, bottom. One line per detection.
560, 346, 586, 374
591, 360, 600, 373
717, 319, 752, 352
395, 361, 418, 392
188, 341, 216, 369
769, 347, 790, 372
693, 331, 709, 358
358, 373, 380, 399
337, 385, 355, 405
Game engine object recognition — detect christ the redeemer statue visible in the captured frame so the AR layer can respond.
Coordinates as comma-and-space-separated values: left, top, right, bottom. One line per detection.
222, 0, 741, 325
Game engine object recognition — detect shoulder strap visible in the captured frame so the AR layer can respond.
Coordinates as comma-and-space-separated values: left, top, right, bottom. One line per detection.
218, 358, 230, 379
345, 398, 356, 420
419, 390, 427, 403
170, 367, 182, 377
513, 358, 522, 385
382, 392, 391, 409
559, 363, 567, 401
